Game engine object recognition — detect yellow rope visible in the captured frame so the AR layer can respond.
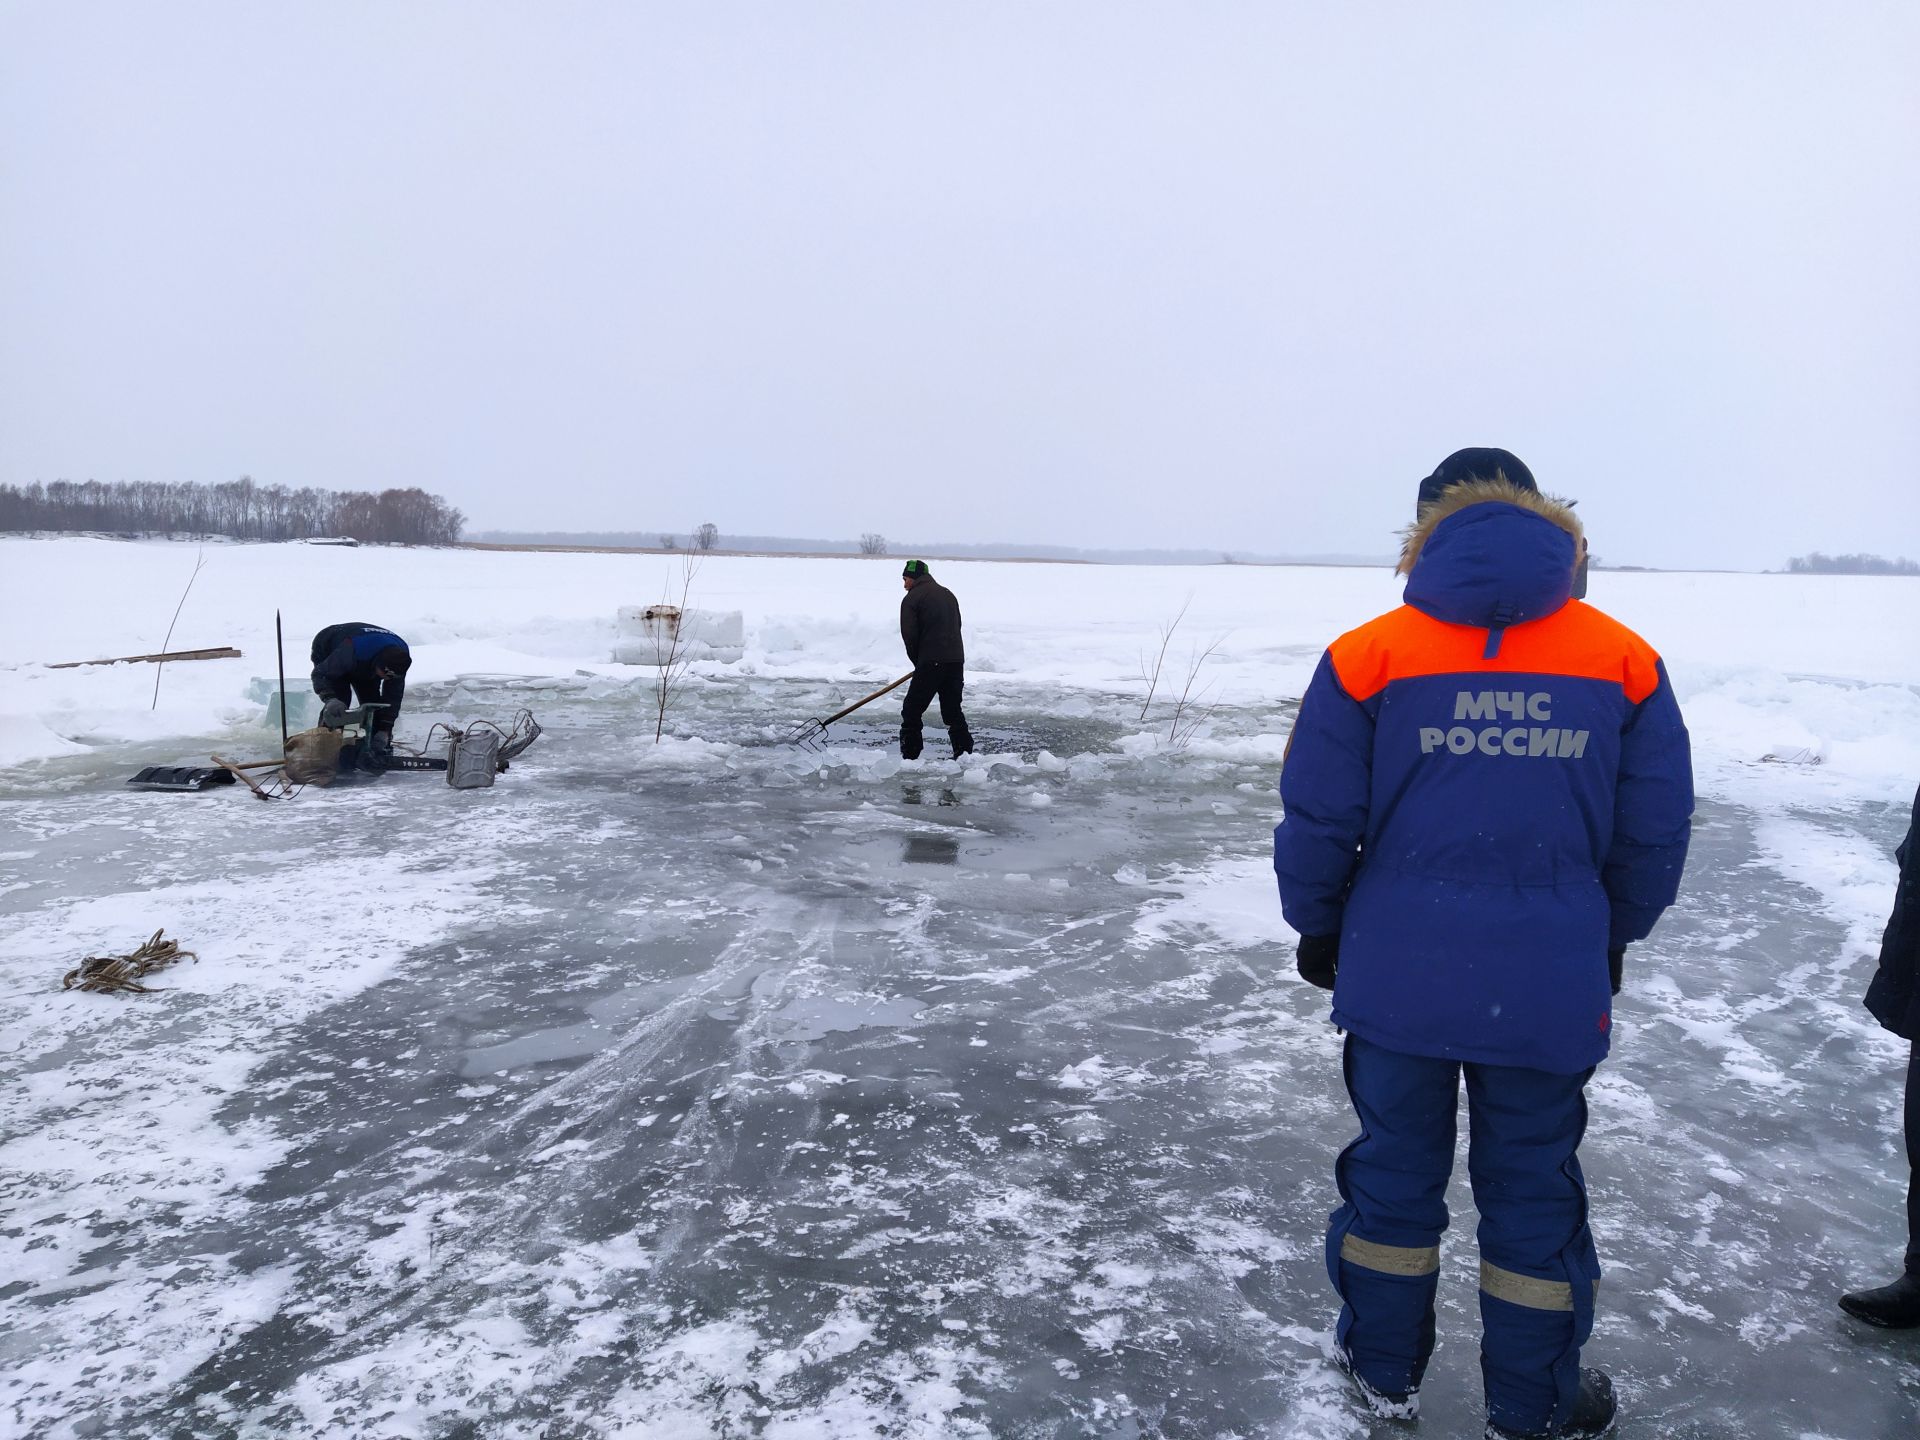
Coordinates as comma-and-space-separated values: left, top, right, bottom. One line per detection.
62, 929, 198, 995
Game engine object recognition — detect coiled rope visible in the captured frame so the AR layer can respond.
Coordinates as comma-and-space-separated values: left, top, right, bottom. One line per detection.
62, 929, 198, 994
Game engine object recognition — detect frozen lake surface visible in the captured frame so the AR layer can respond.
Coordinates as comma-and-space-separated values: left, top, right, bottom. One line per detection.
4, 672, 1918, 1439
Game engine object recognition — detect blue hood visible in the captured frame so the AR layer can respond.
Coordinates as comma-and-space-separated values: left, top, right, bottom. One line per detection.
1403, 501, 1576, 634
350, 628, 410, 665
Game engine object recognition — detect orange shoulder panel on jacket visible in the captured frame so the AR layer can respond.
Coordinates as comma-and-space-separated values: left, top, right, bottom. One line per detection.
1327, 601, 1663, 704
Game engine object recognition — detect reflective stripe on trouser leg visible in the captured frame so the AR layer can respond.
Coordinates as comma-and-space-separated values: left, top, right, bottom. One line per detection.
1344, 1235, 1440, 1277
1465, 1059, 1601, 1437
1327, 1034, 1458, 1397
1480, 1261, 1576, 1311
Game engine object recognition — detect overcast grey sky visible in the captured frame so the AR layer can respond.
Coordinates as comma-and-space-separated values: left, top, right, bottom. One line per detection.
3, 3, 1915, 569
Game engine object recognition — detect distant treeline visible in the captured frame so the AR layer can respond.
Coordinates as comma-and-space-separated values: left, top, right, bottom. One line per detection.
1785, 552, 1920, 576
0, 477, 465, 545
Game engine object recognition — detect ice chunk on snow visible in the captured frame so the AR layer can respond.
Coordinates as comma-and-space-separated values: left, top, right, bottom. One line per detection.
0, 714, 89, 766
613, 605, 746, 664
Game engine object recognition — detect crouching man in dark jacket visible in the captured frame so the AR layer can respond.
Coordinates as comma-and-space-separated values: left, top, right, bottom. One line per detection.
310, 622, 411, 767
1839, 782, 1920, 1328
898, 560, 973, 760
1273, 449, 1693, 1440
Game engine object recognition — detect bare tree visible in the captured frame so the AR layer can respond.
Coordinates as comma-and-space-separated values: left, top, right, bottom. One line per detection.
651, 554, 702, 742
859, 532, 888, 556
1136, 595, 1193, 721
659, 534, 678, 550
693, 522, 719, 552
1164, 635, 1227, 749
1135, 595, 1226, 747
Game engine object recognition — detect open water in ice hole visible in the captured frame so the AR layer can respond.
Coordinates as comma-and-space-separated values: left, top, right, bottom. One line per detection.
8, 675, 1920, 1437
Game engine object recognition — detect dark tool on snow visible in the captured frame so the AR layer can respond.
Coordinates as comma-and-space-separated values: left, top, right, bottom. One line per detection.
127, 765, 239, 793
785, 672, 914, 751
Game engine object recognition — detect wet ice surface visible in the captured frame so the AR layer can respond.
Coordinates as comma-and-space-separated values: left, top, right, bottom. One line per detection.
3, 677, 1918, 1439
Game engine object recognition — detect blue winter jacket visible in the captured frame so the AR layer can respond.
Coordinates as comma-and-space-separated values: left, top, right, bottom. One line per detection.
1273, 483, 1694, 1073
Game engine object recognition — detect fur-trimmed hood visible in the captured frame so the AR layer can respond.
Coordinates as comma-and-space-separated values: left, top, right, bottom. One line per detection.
1397, 477, 1581, 574
1396, 477, 1584, 640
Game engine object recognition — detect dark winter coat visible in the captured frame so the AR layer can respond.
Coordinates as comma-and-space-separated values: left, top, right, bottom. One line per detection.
1865, 783, 1920, 1040
1272, 479, 1695, 1074
310, 622, 410, 730
901, 578, 964, 666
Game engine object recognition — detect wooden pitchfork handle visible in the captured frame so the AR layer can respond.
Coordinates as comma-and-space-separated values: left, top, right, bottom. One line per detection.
819, 671, 915, 727
210, 753, 281, 801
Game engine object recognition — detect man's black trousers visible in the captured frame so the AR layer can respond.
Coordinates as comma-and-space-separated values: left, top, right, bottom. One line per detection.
1907, 1040, 1919, 1274
900, 662, 972, 760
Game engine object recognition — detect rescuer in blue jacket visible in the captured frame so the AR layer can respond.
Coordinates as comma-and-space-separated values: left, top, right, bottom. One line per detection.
1273, 449, 1694, 1440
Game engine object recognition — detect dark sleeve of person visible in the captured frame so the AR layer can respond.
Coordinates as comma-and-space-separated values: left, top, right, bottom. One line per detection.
310, 639, 354, 703
901, 591, 921, 665
1865, 782, 1920, 1039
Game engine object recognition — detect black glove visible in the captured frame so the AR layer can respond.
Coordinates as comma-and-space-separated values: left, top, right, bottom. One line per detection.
365, 730, 393, 771
319, 698, 347, 729
1608, 945, 1625, 996
1297, 934, 1340, 990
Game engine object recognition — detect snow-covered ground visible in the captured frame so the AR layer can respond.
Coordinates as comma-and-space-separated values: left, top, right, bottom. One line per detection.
2, 537, 1918, 1438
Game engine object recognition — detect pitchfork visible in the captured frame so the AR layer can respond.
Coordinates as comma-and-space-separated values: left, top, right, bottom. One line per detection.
785, 672, 914, 751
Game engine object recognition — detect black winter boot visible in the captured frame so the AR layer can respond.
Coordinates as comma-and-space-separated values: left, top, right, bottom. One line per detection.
1839, 1271, 1920, 1328
1333, 1348, 1418, 1421
1485, 1368, 1615, 1439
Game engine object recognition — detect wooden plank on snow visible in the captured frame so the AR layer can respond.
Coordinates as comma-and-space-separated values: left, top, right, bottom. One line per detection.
48, 646, 243, 669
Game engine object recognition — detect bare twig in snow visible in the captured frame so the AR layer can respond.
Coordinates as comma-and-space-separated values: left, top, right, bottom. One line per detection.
151, 549, 207, 710
1137, 595, 1192, 721
1166, 634, 1228, 749
652, 553, 701, 742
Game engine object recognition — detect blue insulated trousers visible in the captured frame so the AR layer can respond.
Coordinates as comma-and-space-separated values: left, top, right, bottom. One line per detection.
1327, 1034, 1601, 1435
